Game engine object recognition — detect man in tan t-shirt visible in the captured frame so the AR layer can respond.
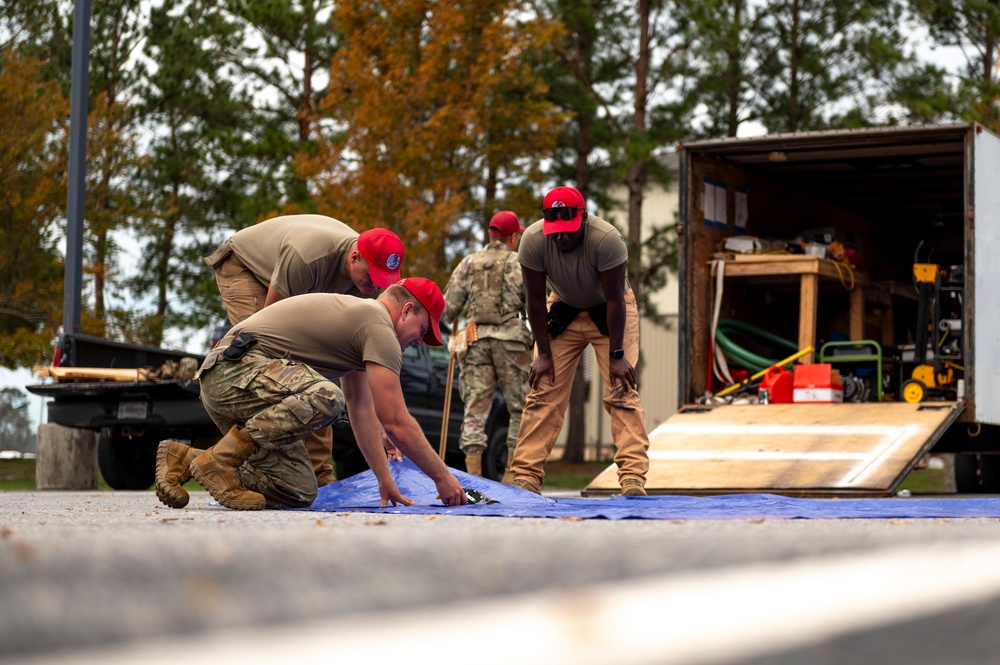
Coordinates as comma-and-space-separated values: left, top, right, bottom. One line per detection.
155, 278, 466, 511
509, 186, 650, 496
200, 214, 406, 488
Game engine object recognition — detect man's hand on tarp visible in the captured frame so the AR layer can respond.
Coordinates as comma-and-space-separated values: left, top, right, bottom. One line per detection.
379, 482, 416, 507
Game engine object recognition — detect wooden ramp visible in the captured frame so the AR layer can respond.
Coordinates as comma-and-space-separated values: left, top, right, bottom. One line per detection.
584, 402, 963, 497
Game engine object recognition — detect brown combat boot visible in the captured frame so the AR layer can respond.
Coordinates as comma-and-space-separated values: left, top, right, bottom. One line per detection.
189, 426, 266, 511
464, 452, 483, 477
155, 440, 204, 509
620, 477, 647, 496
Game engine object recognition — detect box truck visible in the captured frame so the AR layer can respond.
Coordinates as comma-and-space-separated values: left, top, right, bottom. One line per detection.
588, 122, 1000, 496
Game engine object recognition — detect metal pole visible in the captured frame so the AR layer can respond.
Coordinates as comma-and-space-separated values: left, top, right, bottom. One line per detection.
62, 0, 92, 335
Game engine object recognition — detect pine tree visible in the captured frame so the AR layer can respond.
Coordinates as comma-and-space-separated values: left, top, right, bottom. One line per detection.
132, 0, 258, 343
911, 0, 1000, 129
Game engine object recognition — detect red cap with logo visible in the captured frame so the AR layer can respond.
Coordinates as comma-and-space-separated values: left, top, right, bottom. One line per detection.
488, 211, 526, 236
398, 277, 444, 346
358, 229, 405, 288
541, 186, 586, 235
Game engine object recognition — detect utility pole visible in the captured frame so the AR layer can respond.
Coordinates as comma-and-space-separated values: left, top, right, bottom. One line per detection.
62, 0, 92, 335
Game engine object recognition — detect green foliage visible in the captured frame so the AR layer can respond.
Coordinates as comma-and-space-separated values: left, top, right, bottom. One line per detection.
306, 0, 562, 285
0, 50, 67, 368
6, 0, 1000, 370
910, 0, 1000, 131
0, 387, 36, 453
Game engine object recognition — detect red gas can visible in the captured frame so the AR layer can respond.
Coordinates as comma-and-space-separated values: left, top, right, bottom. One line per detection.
758, 366, 794, 403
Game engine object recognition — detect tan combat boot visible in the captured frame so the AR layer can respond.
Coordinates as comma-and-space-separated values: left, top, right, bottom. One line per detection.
465, 452, 483, 477
620, 477, 647, 496
155, 440, 205, 509
189, 426, 266, 511
512, 477, 541, 495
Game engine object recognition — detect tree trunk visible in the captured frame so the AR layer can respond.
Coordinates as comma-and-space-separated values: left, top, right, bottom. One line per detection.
561, 115, 595, 463
36, 424, 99, 490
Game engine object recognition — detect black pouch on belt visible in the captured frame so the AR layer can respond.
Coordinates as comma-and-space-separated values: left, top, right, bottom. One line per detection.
222, 332, 258, 361
547, 301, 580, 339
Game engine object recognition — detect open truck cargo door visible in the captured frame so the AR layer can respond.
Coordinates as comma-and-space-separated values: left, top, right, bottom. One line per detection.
584, 401, 962, 497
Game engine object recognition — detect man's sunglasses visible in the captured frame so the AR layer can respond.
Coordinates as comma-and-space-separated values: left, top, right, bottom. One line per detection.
542, 206, 582, 222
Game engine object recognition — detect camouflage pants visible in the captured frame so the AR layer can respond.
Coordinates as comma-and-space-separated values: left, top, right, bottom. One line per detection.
457, 337, 532, 456
198, 346, 346, 508
211, 249, 336, 486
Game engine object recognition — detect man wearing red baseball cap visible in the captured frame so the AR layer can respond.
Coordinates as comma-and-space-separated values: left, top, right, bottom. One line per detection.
158, 215, 407, 506
508, 186, 650, 496
442, 211, 533, 478
155, 278, 466, 511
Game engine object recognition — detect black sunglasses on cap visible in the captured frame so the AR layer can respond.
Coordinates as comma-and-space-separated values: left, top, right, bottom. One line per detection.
542, 206, 582, 222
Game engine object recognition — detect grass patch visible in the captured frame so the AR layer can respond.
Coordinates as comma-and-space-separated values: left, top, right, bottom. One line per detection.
0, 459, 189, 492
542, 461, 609, 490
6, 457, 944, 495
897, 466, 953, 494
0, 459, 37, 490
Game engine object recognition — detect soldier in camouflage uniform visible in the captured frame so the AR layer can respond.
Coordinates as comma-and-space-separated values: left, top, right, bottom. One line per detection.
154, 279, 467, 511
199, 214, 406, 488
442, 211, 533, 478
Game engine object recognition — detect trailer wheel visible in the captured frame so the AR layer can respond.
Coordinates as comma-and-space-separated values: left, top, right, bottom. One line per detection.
482, 419, 510, 482
901, 379, 927, 404
98, 429, 157, 490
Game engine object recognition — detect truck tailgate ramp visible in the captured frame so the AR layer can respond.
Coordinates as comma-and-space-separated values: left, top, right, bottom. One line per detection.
584, 402, 963, 497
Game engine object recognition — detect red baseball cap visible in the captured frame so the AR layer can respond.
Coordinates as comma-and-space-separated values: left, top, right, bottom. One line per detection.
542, 186, 586, 235
488, 211, 525, 236
358, 229, 405, 288
398, 277, 444, 346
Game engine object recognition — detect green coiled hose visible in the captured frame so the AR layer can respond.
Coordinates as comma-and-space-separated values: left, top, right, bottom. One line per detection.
714, 319, 799, 374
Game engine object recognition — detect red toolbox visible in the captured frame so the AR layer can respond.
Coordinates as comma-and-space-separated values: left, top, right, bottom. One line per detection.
793, 363, 843, 403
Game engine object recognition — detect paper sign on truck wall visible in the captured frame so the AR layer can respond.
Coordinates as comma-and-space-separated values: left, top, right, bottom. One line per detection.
703, 177, 727, 229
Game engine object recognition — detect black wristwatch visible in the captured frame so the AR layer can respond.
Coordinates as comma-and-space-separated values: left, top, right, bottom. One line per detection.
610, 348, 625, 360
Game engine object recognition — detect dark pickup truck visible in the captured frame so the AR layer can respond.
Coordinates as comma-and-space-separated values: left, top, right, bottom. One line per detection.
26, 332, 510, 489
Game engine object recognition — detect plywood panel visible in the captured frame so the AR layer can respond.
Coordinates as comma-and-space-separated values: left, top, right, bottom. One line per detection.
584, 402, 961, 497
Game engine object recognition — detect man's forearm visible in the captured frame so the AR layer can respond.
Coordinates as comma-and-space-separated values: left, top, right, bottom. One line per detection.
606, 298, 627, 351
351, 411, 394, 481
383, 417, 452, 482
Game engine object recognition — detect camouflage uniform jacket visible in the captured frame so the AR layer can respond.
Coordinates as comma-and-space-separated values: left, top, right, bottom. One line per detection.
443, 241, 533, 346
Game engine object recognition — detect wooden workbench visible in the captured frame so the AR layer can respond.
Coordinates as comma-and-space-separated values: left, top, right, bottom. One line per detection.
716, 254, 869, 363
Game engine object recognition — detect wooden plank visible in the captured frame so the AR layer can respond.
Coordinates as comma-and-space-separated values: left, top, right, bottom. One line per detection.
34, 366, 143, 381
850, 287, 864, 340
799, 273, 818, 363
720, 255, 869, 286
584, 402, 962, 497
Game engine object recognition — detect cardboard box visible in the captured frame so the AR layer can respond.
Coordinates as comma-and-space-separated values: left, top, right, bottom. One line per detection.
793, 364, 843, 403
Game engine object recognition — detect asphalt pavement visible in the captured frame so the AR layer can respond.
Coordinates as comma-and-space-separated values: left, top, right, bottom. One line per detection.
3, 490, 1000, 664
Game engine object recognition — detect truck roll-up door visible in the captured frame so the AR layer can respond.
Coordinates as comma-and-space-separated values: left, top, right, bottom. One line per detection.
584, 402, 962, 497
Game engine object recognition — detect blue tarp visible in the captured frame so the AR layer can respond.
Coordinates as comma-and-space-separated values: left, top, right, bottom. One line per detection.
307, 458, 1000, 520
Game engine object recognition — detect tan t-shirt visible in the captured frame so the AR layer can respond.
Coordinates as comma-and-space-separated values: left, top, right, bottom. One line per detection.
228, 214, 363, 299
517, 214, 628, 309
227, 293, 402, 380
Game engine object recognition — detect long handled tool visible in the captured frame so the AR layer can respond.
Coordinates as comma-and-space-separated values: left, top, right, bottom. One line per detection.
715, 345, 814, 398
438, 325, 459, 460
